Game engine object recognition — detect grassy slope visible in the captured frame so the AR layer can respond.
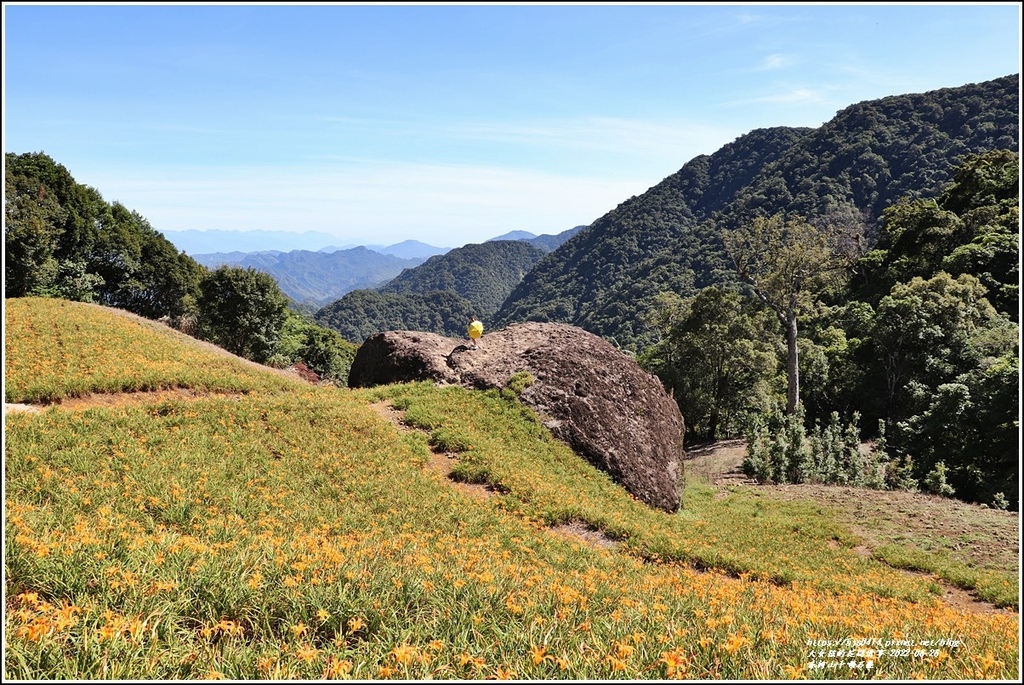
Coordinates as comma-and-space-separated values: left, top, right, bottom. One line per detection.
4, 297, 1019, 680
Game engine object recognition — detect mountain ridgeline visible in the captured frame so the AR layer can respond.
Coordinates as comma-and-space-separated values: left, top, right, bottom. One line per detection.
495, 74, 1019, 349
190, 246, 426, 306
314, 240, 549, 342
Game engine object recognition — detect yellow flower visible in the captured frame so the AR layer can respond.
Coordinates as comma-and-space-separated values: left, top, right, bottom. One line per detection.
505, 595, 523, 615
289, 622, 308, 638
977, 651, 1002, 673
659, 649, 689, 678
346, 616, 366, 633
326, 657, 353, 678
390, 643, 419, 665
458, 653, 486, 669
605, 655, 627, 672
22, 621, 51, 642
316, 609, 330, 623
613, 640, 635, 659
256, 656, 277, 674
217, 619, 243, 636
782, 664, 806, 679
531, 645, 547, 665
125, 617, 147, 641
722, 632, 751, 654
295, 644, 319, 663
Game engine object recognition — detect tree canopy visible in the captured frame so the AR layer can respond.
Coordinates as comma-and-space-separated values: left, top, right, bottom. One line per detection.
5, 151, 204, 318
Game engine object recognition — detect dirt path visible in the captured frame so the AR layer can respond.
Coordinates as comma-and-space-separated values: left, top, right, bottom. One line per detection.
4, 403, 42, 415
685, 439, 1019, 615
5, 388, 248, 416
369, 401, 497, 502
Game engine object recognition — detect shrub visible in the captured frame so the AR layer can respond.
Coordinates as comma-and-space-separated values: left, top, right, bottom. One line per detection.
744, 409, 904, 490
924, 461, 956, 497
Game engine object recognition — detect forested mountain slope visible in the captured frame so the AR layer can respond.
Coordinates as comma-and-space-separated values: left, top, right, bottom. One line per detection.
315, 240, 547, 343
496, 74, 1019, 350
379, 240, 547, 315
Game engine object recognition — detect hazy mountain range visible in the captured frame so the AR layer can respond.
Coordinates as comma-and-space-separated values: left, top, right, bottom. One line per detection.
185, 227, 585, 306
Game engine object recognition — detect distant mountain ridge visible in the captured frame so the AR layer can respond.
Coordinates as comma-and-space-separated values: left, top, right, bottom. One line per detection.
314, 240, 551, 343
488, 226, 587, 252
319, 240, 451, 260
190, 246, 425, 306
163, 229, 342, 254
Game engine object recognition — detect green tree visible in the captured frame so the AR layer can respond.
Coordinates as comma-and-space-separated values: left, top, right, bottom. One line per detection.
297, 326, 357, 384
5, 151, 204, 319
640, 287, 779, 440
871, 272, 1001, 419
855, 149, 1019, 320
274, 311, 358, 384
868, 272, 1018, 507
196, 266, 289, 363
723, 213, 861, 413
4, 168, 65, 296
128, 227, 205, 320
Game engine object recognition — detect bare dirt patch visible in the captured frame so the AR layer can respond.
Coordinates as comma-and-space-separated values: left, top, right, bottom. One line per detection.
685, 439, 755, 489
767, 482, 1019, 577
4, 403, 42, 415
549, 520, 620, 550
686, 439, 1019, 614
369, 401, 417, 433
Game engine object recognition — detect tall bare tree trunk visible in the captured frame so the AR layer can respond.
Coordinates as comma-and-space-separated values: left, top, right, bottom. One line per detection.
786, 306, 800, 415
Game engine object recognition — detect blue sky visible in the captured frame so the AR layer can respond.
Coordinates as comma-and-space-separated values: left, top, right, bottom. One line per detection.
3, 2, 1021, 252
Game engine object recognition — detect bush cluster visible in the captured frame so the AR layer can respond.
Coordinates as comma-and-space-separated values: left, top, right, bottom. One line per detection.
742, 408, 918, 491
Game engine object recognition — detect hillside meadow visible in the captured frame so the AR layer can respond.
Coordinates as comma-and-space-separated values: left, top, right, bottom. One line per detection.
3, 297, 1019, 680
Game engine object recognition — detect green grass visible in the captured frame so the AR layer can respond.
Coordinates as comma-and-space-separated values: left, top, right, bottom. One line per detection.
4, 297, 1019, 680
4, 297, 302, 403
360, 382, 944, 600
871, 545, 1017, 608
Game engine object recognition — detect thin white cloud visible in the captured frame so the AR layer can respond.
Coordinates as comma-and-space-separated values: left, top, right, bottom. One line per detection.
448, 116, 738, 159
81, 161, 655, 246
733, 12, 763, 25
308, 114, 737, 162
757, 53, 797, 71
725, 88, 829, 106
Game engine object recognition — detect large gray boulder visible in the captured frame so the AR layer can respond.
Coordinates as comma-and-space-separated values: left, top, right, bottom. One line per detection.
348, 322, 685, 511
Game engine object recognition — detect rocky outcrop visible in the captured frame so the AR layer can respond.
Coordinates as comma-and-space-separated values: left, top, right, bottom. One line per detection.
348, 322, 685, 511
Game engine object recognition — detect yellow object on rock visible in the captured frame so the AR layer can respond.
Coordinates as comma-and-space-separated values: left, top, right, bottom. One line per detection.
468, 319, 484, 340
